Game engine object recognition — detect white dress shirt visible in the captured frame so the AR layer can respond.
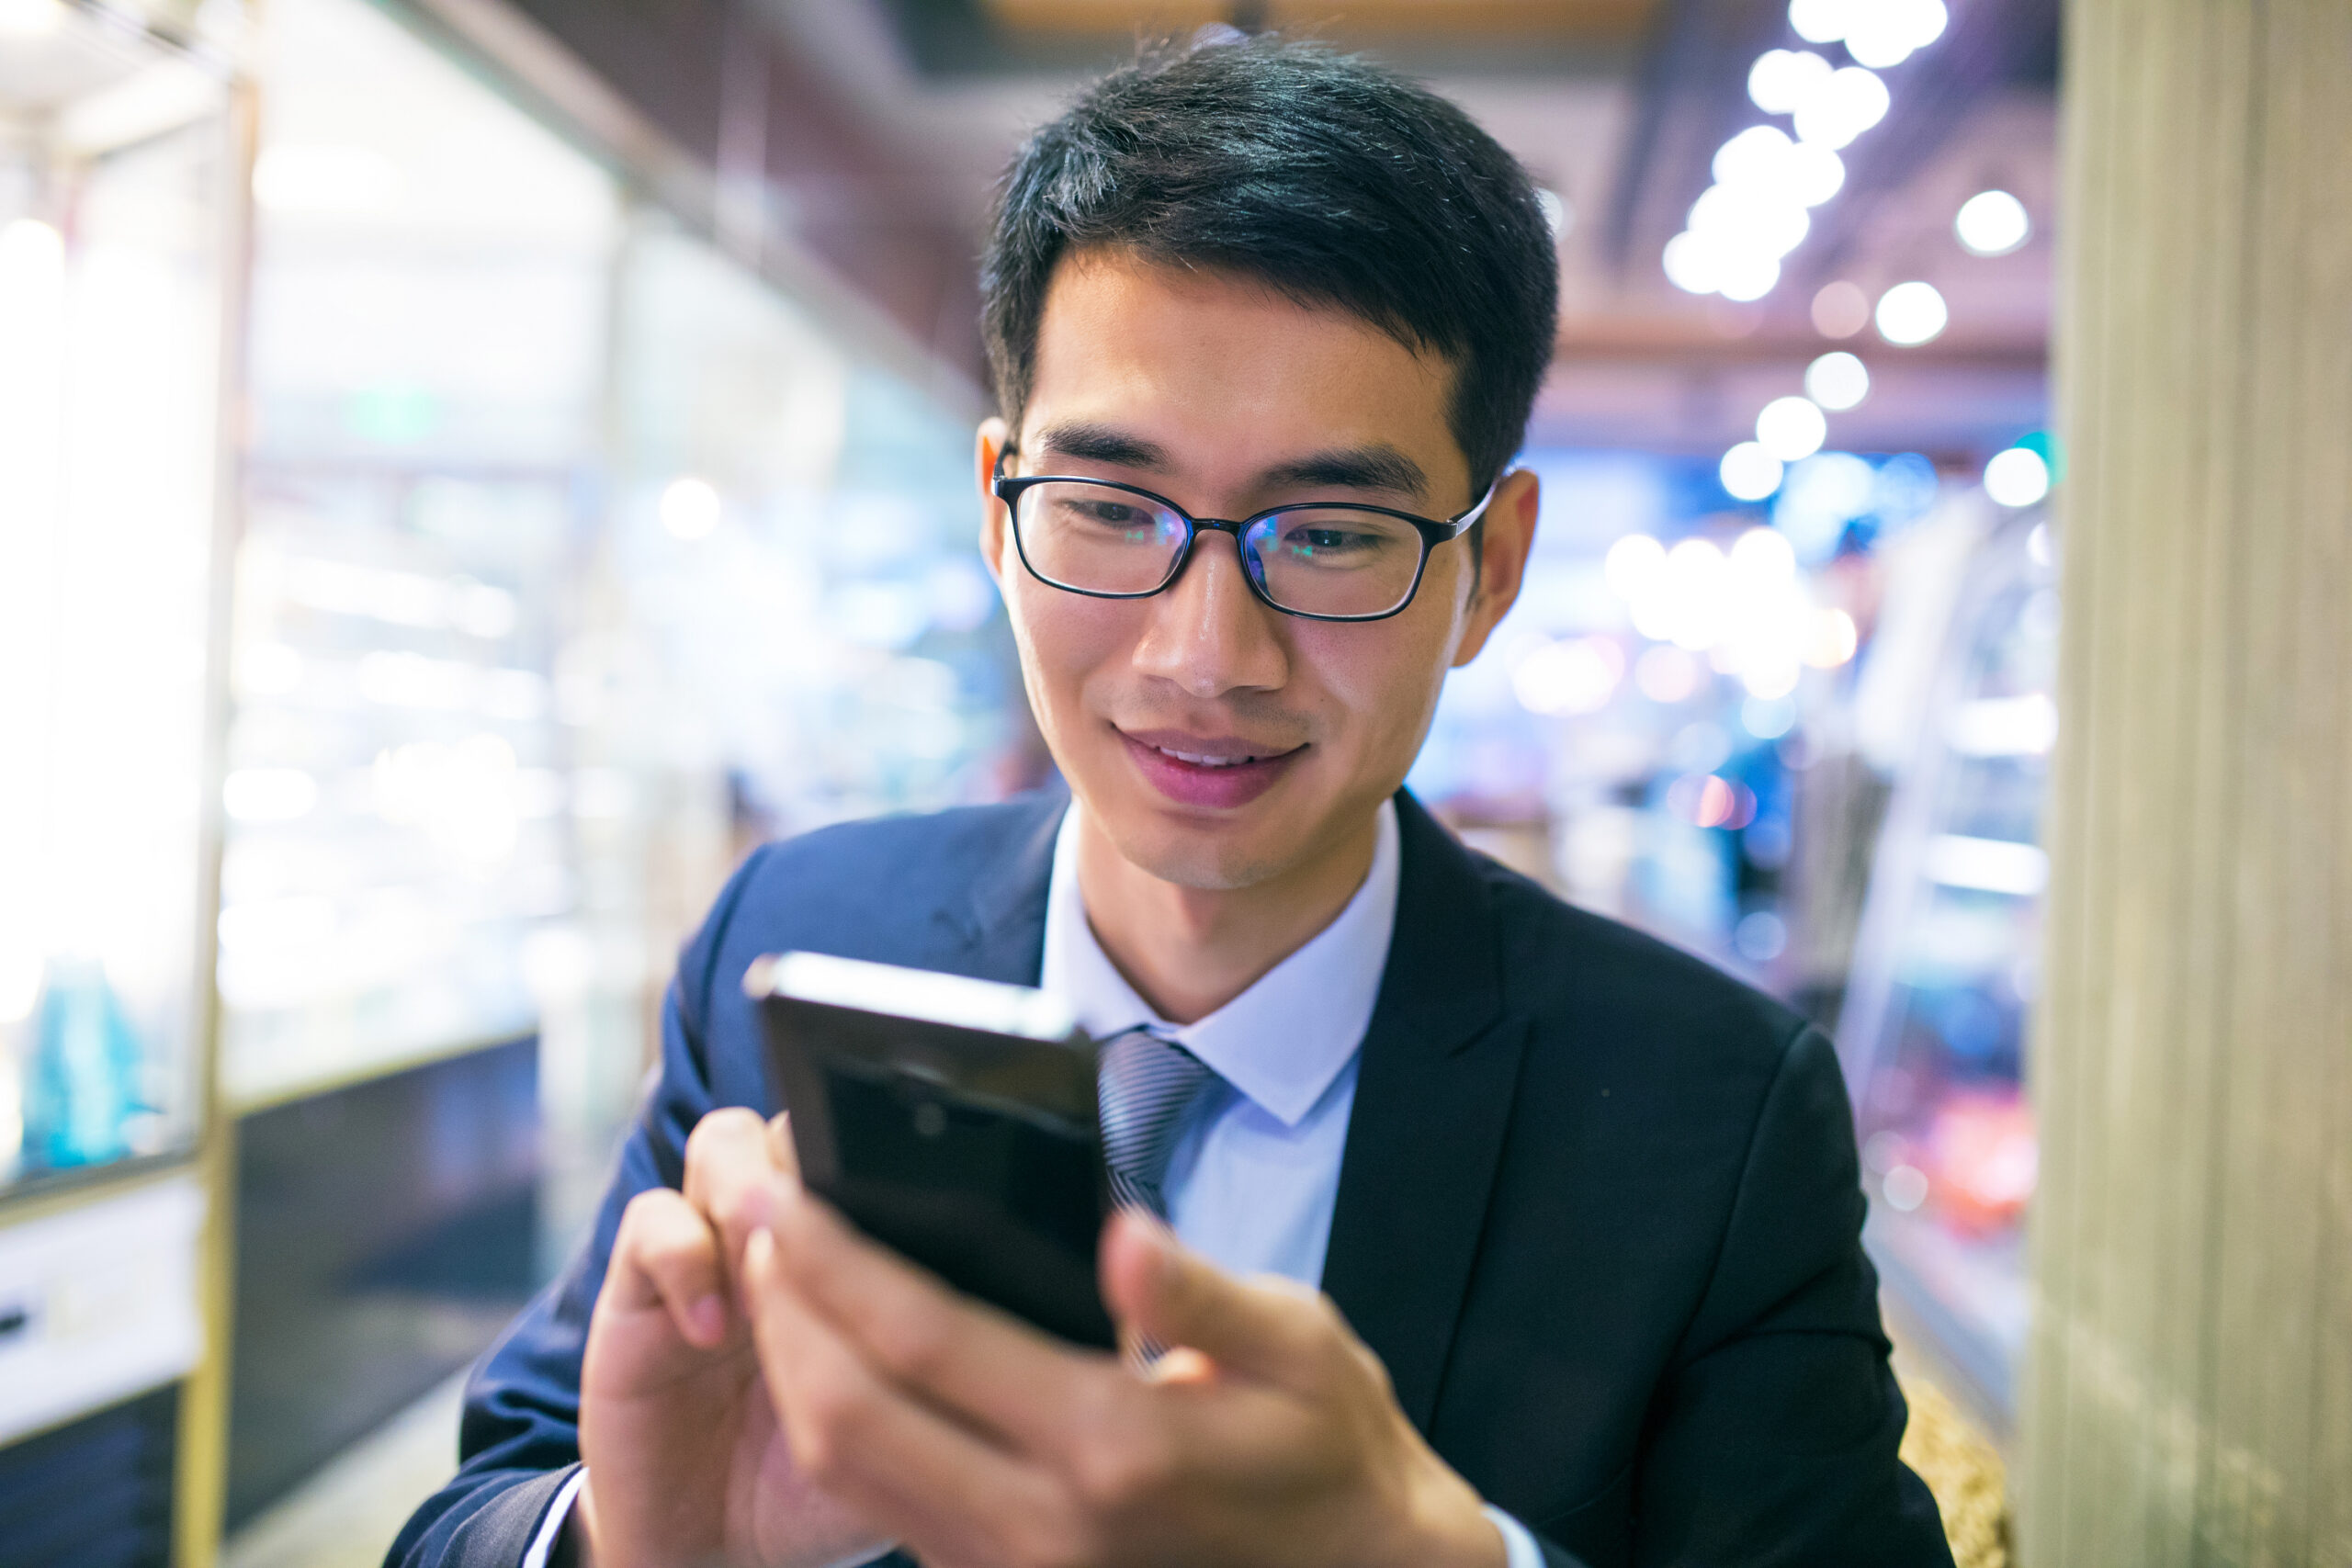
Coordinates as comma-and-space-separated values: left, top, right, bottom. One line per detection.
1040, 798, 1542, 1568
527, 796, 1541, 1568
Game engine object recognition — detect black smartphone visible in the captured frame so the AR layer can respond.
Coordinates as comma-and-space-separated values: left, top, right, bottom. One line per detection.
745, 951, 1115, 1349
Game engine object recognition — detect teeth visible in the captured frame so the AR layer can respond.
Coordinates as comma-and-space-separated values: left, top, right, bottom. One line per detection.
1161, 748, 1256, 767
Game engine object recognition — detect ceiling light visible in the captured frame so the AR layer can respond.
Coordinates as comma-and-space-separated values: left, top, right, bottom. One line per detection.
1956, 189, 2030, 255
1748, 50, 1831, 116
1845, 0, 1949, 68
1713, 125, 1794, 188
1662, 231, 1722, 295
1689, 184, 1811, 261
1788, 0, 1858, 45
1716, 252, 1782, 303
1757, 397, 1828, 462
1785, 142, 1846, 207
1875, 280, 1949, 344
1721, 442, 1785, 502
1794, 67, 1890, 150
1713, 127, 1844, 210
1804, 350, 1870, 410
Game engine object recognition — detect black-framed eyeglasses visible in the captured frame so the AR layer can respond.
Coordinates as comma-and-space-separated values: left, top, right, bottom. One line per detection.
991, 451, 1495, 623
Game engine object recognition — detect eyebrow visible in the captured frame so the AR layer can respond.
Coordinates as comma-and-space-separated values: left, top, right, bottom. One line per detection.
1030, 421, 1430, 500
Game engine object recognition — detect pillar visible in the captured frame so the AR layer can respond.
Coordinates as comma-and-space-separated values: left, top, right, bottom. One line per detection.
2025, 0, 2352, 1562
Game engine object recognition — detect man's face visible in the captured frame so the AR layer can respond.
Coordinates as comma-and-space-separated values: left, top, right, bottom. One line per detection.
978, 250, 1533, 892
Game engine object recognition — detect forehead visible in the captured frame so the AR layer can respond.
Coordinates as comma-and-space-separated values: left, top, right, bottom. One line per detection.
1025, 250, 1465, 490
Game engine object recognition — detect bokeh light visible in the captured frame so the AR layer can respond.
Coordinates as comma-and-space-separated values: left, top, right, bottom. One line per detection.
1603, 532, 1668, 601
1720, 441, 1785, 502
1756, 396, 1828, 462
659, 476, 721, 539
1804, 350, 1870, 411
1512, 636, 1625, 716
1984, 446, 2052, 507
1811, 279, 1871, 337
1793, 67, 1890, 151
1955, 189, 2030, 256
1875, 280, 1949, 344
1845, 0, 1949, 68
1747, 48, 1831, 115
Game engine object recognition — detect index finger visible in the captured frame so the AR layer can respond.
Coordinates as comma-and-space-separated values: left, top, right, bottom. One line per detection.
764, 1180, 1129, 1455
682, 1107, 795, 1277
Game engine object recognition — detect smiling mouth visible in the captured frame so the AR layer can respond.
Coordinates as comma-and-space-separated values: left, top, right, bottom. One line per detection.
1154, 746, 1277, 768
1115, 728, 1306, 807
1119, 728, 1306, 766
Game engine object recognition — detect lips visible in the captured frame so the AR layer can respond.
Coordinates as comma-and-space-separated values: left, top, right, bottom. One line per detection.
1116, 728, 1304, 810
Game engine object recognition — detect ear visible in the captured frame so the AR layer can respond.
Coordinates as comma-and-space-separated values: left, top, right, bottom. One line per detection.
975, 417, 1012, 589
1450, 466, 1539, 669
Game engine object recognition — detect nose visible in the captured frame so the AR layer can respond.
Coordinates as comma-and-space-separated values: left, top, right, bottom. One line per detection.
1128, 530, 1291, 699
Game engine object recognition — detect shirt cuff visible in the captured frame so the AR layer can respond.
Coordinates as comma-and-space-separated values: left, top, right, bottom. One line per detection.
520, 1468, 586, 1568
526, 1469, 902, 1568
1483, 1504, 1548, 1568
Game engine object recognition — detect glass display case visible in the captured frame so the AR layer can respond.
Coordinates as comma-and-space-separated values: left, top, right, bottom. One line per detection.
216, 0, 621, 1108
0, 0, 239, 1194
533, 214, 1023, 1237
1837, 508, 2057, 1433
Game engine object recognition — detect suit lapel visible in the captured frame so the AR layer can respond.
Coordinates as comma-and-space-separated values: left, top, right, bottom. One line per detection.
942, 788, 1067, 986
1321, 791, 1523, 1433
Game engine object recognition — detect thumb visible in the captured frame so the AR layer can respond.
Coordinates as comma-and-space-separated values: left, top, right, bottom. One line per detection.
1100, 1208, 1329, 1388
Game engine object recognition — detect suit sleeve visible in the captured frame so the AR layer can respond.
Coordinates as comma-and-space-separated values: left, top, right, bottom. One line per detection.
381, 849, 772, 1568
1618, 1026, 1953, 1568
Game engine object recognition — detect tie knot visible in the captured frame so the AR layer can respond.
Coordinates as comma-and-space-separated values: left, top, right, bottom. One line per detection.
1098, 1028, 1216, 1217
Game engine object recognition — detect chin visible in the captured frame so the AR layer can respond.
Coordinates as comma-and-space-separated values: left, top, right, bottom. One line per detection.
1099, 809, 1294, 893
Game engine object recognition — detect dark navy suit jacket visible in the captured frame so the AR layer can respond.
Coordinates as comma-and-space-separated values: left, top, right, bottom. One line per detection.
387, 789, 1951, 1568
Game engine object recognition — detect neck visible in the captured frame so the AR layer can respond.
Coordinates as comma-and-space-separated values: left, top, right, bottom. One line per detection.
1072, 803, 1383, 1026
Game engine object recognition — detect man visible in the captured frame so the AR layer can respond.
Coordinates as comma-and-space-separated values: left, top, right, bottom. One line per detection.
391, 36, 1951, 1568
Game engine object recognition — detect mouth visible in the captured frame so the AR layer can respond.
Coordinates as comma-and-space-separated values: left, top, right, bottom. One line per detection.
1115, 727, 1306, 809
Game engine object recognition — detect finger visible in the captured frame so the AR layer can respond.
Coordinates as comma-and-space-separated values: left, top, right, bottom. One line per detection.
743, 1227, 1076, 1568
1102, 1209, 1340, 1389
609, 1187, 729, 1348
682, 1107, 789, 1272
764, 1111, 801, 1182
765, 1180, 1125, 1455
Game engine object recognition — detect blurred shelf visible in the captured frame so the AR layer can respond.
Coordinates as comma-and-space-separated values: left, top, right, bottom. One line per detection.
224, 1026, 537, 1118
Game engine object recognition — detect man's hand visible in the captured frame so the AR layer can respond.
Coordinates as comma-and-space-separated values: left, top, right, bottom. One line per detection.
741, 1188, 1508, 1568
573, 1109, 888, 1568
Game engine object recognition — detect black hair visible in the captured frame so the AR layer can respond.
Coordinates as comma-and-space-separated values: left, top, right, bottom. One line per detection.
980, 34, 1560, 497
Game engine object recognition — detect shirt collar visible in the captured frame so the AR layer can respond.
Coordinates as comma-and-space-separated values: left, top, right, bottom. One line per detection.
1039, 796, 1401, 1128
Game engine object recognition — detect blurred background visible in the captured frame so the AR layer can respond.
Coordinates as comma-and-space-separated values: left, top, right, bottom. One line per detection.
2, 0, 2062, 1560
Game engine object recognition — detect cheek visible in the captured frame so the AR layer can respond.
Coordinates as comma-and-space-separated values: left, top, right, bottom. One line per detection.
1005, 577, 1134, 713
1294, 618, 1454, 760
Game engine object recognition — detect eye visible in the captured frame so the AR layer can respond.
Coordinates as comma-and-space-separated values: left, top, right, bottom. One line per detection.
1277, 524, 1384, 558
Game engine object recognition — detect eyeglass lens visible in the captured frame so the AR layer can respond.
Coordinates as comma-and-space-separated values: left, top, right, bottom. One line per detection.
1013, 480, 1426, 618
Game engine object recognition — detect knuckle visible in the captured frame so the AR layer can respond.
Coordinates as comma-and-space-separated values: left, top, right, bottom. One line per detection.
710, 1181, 765, 1238
616, 1189, 679, 1250
1069, 1415, 1169, 1511
683, 1107, 759, 1181
867, 1301, 953, 1382
639, 1219, 712, 1277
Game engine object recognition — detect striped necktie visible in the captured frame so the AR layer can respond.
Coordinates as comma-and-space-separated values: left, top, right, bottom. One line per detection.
1097, 1027, 1216, 1218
